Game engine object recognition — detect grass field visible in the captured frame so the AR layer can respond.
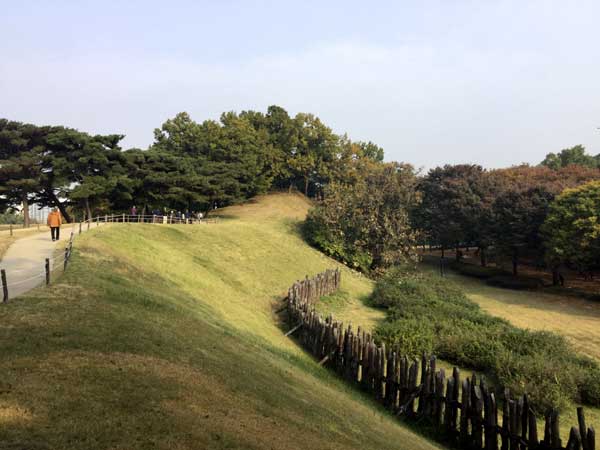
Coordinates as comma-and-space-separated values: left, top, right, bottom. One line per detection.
0, 193, 441, 450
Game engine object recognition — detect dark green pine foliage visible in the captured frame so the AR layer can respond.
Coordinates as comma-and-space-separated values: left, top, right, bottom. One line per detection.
0, 120, 47, 225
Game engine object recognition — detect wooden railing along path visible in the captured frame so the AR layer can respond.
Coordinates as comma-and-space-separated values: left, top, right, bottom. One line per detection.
286, 269, 596, 450
0, 214, 214, 302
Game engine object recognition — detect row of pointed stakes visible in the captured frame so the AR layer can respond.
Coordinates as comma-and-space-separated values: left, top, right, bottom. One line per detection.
286, 269, 596, 450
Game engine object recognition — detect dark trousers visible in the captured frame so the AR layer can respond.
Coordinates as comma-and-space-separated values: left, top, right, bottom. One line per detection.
51, 227, 60, 240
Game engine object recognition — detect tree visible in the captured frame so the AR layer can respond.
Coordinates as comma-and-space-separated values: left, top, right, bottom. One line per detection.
491, 186, 554, 275
542, 181, 600, 281
41, 128, 131, 221
0, 120, 45, 226
415, 165, 489, 260
305, 162, 419, 272
151, 111, 276, 210
287, 113, 338, 196
357, 141, 384, 162
541, 145, 599, 169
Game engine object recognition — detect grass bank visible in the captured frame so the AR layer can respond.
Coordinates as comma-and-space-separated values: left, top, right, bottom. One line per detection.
0, 193, 440, 450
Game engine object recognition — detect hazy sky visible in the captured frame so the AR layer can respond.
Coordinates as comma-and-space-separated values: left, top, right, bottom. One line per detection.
2, 0, 599, 169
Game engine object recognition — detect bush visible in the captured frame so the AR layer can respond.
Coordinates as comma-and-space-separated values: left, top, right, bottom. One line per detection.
486, 275, 543, 290
371, 269, 600, 411
449, 261, 507, 279
581, 366, 600, 406
303, 210, 372, 272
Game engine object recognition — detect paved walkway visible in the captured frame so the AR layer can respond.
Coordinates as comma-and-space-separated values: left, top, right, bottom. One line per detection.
0, 225, 79, 300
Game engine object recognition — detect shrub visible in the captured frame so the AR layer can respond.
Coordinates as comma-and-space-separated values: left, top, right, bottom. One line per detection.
449, 261, 507, 279
371, 269, 600, 411
486, 275, 543, 290
581, 366, 600, 406
375, 319, 435, 357
303, 210, 373, 272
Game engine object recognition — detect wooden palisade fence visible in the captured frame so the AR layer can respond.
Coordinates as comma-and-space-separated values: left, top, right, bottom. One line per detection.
286, 269, 596, 450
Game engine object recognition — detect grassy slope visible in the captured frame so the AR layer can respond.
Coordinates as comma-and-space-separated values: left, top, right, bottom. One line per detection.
0, 193, 440, 450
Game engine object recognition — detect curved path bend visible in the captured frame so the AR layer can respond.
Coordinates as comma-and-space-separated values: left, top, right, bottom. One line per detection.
0, 225, 80, 300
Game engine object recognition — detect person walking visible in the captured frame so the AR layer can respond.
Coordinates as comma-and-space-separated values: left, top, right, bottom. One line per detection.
47, 207, 62, 241
131, 205, 137, 217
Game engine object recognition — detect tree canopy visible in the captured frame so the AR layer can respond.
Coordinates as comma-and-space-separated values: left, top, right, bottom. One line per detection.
541, 145, 600, 169
304, 161, 419, 272
542, 180, 600, 275
0, 106, 385, 221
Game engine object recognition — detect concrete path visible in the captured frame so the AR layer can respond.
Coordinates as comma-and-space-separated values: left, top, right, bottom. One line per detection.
0, 225, 78, 300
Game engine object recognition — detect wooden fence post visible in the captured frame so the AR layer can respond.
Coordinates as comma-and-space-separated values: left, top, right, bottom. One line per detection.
45, 258, 50, 285
63, 247, 69, 271
79, 222, 82, 234
1, 269, 8, 302
9, 224, 13, 236
122, 213, 125, 223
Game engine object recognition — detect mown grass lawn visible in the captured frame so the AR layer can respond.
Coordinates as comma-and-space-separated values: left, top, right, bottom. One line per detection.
0, 193, 441, 450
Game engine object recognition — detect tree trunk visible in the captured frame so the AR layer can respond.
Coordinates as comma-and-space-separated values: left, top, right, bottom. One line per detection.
304, 176, 309, 196
48, 191, 71, 223
22, 195, 30, 228
441, 246, 445, 258
480, 247, 487, 267
552, 267, 559, 286
455, 243, 460, 262
85, 198, 92, 222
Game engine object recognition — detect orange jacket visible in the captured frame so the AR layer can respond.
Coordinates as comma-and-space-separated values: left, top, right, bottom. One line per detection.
47, 211, 62, 227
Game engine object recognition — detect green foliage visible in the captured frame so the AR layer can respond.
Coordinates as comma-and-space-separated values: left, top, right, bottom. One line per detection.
542, 180, 600, 273
415, 165, 489, 252
491, 186, 554, 275
303, 208, 373, 272
304, 162, 420, 272
581, 367, 600, 405
0, 212, 23, 224
371, 269, 600, 411
541, 145, 599, 169
449, 261, 507, 279
1, 106, 386, 220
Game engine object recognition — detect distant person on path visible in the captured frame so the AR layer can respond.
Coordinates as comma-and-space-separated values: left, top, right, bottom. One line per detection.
131, 205, 137, 217
47, 207, 62, 241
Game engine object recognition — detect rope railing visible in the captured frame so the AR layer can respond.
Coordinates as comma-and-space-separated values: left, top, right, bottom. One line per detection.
0, 213, 215, 302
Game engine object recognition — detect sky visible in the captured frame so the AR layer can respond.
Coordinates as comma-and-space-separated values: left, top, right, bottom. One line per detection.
1, 0, 600, 169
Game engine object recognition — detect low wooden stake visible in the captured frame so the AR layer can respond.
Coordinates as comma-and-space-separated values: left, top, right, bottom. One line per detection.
1, 269, 8, 302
